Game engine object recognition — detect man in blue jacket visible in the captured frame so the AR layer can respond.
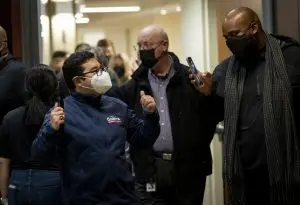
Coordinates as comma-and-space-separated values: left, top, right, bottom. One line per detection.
31, 51, 160, 205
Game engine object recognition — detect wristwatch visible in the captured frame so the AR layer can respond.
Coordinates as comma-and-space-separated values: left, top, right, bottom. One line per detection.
0, 197, 8, 205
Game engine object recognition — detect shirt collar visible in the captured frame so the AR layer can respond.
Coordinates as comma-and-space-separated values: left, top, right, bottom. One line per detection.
148, 55, 175, 81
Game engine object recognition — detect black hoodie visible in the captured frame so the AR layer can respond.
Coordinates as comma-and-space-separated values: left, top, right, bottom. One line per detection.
0, 54, 27, 123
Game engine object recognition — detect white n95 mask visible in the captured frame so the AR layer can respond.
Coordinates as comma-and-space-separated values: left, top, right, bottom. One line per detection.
91, 70, 112, 94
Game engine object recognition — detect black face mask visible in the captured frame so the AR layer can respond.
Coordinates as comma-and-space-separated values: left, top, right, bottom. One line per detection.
226, 35, 259, 60
139, 49, 159, 68
114, 66, 125, 78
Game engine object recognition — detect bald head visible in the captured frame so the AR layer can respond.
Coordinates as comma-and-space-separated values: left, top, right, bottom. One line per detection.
0, 26, 7, 42
222, 7, 263, 38
0, 26, 8, 56
138, 25, 169, 43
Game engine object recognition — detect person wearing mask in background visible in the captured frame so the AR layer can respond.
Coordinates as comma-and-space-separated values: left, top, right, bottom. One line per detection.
0, 26, 27, 124
31, 51, 160, 205
75, 43, 121, 87
50, 51, 69, 101
50, 50, 68, 74
0, 65, 61, 205
109, 25, 217, 205
109, 53, 132, 85
190, 7, 300, 205
97, 39, 116, 61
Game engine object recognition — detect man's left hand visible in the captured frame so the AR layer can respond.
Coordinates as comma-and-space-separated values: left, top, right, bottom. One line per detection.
189, 72, 213, 96
140, 91, 156, 113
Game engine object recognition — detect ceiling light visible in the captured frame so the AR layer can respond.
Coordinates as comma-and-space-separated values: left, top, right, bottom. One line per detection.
75, 13, 83, 19
75, 17, 90, 24
80, 6, 141, 13
176, 5, 181, 12
51, 0, 73, 2
160, 9, 167, 15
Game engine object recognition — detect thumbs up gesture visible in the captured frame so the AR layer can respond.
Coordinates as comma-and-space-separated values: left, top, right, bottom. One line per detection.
50, 102, 65, 130
140, 91, 156, 113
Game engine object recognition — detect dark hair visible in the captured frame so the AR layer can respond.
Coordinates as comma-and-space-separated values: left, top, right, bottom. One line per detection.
87, 47, 109, 67
25, 64, 58, 125
97, 39, 114, 47
74, 44, 108, 67
52, 50, 68, 59
75, 43, 91, 52
62, 51, 95, 90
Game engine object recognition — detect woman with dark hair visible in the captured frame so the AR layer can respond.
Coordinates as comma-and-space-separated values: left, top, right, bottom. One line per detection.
0, 65, 61, 205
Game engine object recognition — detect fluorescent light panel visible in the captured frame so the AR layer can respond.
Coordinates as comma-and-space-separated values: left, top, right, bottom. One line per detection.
80, 6, 141, 13
51, 0, 73, 2
75, 17, 90, 24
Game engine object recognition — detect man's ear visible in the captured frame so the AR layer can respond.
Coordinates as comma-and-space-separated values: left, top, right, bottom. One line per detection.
72, 76, 82, 88
162, 41, 169, 52
251, 24, 259, 35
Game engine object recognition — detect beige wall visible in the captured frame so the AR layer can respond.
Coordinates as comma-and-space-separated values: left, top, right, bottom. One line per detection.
76, 12, 183, 61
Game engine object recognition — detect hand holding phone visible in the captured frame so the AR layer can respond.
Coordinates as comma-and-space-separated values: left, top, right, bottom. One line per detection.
186, 57, 202, 85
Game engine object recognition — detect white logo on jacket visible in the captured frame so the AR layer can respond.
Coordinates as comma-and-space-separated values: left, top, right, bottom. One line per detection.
107, 116, 122, 124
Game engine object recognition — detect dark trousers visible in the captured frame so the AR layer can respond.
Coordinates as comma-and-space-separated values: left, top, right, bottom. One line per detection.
135, 158, 206, 205
244, 168, 271, 205
8, 169, 61, 205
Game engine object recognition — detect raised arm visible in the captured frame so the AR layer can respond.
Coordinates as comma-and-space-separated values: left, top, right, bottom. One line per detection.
126, 91, 160, 149
31, 103, 64, 160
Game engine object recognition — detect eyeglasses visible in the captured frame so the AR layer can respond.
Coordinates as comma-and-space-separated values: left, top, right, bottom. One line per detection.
82, 67, 108, 76
133, 41, 165, 51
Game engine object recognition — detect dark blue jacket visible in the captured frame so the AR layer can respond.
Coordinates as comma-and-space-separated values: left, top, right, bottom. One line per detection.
31, 93, 160, 205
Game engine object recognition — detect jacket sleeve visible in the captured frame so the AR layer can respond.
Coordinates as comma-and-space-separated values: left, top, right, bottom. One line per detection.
207, 62, 226, 123
31, 111, 60, 160
126, 109, 160, 149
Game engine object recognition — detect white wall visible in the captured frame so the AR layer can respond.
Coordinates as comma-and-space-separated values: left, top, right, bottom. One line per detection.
76, 12, 183, 61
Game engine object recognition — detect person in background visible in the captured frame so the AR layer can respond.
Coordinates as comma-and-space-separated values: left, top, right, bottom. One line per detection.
109, 25, 217, 205
31, 51, 160, 205
50, 50, 68, 74
109, 53, 132, 85
97, 39, 116, 61
0, 65, 61, 205
191, 7, 300, 205
75, 43, 120, 87
74, 43, 90, 53
50, 51, 69, 100
0, 26, 27, 124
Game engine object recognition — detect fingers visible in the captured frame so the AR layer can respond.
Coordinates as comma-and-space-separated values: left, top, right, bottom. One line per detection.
199, 72, 212, 85
140, 96, 153, 106
53, 115, 65, 123
140, 90, 145, 97
53, 104, 64, 112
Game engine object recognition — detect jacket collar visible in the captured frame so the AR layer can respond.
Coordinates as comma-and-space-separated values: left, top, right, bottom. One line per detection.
0, 53, 14, 70
71, 91, 102, 108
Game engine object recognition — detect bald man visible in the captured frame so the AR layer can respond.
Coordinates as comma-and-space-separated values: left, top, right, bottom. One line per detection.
108, 24, 217, 205
191, 7, 300, 205
0, 26, 27, 124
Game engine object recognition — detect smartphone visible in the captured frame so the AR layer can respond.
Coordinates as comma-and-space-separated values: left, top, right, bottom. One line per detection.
186, 57, 202, 85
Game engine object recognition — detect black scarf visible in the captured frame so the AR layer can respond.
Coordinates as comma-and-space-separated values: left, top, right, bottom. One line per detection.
223, 34, 300, 205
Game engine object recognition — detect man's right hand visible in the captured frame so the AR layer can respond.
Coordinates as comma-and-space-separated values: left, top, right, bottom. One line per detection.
50, 103, 65, 130
189, 72, 213, 96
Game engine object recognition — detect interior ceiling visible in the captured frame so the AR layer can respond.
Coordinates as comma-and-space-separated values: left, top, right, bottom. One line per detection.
77, 0, 181, 25
83, 0, 179, 9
